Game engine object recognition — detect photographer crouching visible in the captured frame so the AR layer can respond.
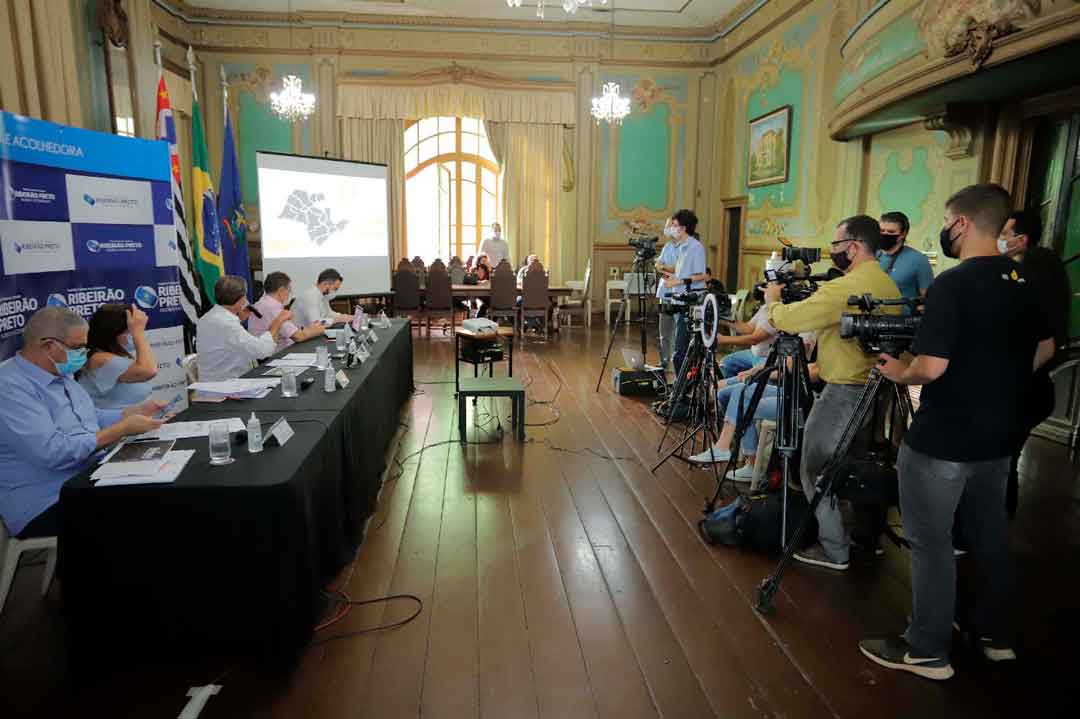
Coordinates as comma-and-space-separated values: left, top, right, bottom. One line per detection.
764, 215, 900, 570
859, 185, 1055, 681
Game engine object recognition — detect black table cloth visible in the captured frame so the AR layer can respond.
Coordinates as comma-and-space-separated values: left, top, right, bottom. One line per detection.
58, 320, 413, 665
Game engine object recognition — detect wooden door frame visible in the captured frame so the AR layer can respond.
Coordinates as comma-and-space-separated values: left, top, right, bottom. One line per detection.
717, 195, 748, 290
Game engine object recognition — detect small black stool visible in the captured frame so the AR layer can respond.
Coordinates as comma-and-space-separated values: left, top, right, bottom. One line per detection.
457, 377, 525, 443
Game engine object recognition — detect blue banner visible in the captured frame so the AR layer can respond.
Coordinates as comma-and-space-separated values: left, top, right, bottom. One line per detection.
0, 111, 187, 407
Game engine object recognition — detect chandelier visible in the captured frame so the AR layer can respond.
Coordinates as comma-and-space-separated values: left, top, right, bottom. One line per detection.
270, 75, 316, 122
506, 0, 607, 20
270, 0, 316, 122
591, 82, 630, 125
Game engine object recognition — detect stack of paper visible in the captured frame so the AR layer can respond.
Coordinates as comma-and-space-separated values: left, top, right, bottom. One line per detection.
92, 450, 195, 487
189, 378, 281, 400
134, 418, 245, 441
268, 354, 318, 368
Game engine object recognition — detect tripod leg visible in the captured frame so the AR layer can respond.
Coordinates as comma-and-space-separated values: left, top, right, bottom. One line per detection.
655, 333, 698, 454
595, 299, 628, 392
756, 372, 886, 613
704, 367, 777, 512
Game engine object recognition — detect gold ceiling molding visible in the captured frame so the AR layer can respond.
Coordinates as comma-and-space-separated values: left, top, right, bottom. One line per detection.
154, 0, 718, 40
339, 63, 576, 92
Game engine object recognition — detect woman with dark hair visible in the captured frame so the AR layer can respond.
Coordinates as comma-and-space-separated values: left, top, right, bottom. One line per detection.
78, 304, 158, 409
471, 256, 492, 317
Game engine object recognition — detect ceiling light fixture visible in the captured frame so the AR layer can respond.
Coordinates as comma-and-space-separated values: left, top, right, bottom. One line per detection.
590, 2, 629, 126
506, 0, 607, 21
270, 0, 316, 122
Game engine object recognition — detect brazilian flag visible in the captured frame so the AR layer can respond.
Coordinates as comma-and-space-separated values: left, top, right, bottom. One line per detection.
190, 95, 225, 304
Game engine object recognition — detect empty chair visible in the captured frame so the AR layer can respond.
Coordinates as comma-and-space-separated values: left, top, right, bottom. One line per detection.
0, 517, 57, 616
521, 260, 550, 340
425, 259, 454, 335
394, 257, 425, 331
489, 260, 519, 335
411, 256, 427, 289
559, 259, 592, 328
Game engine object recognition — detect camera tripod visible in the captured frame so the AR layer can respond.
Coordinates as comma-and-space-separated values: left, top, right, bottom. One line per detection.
755, 365, 914, 613
595, 254, 659, 393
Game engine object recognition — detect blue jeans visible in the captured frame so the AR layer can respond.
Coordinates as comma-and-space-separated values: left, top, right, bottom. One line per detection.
672, 311, 691, 376
720, 349, 760, 379
899, 444, 1014, 659
725, 383, 779, 455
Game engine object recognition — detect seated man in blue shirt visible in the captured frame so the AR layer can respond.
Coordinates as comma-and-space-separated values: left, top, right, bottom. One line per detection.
0, 307, 165, 538
878, 211, 934, 300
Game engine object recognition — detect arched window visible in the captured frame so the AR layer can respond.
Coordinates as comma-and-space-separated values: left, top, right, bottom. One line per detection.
404, 117, 501, 262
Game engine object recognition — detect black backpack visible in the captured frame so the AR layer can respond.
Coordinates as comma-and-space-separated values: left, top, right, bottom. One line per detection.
734, 490, 817, 554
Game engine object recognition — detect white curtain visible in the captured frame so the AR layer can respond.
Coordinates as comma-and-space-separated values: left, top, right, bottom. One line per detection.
500, 123, 565, 283
337, 84, 575, 125
338, 117, 407, 264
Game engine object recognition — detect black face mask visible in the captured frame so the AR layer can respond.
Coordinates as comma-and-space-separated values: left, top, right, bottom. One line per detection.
830, 244, 853, 272
879, 233, 901, 252
939, 219, 961, 259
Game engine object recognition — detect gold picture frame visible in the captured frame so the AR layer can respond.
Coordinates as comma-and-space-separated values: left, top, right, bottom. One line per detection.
747, 105, 792, 188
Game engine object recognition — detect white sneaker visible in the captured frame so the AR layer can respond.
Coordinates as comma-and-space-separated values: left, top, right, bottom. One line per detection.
688, 447, 731, 465
725, 464, 754, 483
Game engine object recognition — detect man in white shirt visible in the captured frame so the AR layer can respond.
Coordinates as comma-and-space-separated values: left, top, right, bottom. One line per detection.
197, 276, 294, 382
479, 223, 511, 269
715, 302, 777, 377
292, 268, 352, 327
249, 271, 326, 352
516, 254, 539, 284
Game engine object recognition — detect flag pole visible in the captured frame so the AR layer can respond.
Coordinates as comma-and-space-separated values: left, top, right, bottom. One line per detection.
187, 46, 198, 102
220, 65, 228, 121
153, 35, 162, 72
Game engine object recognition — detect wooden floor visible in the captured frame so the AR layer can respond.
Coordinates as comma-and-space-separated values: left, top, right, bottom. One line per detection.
2, 324, 1079, 718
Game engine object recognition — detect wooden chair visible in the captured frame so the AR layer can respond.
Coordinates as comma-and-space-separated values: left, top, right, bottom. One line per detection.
394, 258, 425, 332
426, 259, 454, 335
411, 256, 427, 289
449, 262, 466, 286
489, 260, 518, 335
521, 260, 550, 340
559, 259, 592, 328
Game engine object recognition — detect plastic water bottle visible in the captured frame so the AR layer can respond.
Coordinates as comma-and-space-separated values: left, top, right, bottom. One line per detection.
247, 411, 263, 453
324, 365, 336, 393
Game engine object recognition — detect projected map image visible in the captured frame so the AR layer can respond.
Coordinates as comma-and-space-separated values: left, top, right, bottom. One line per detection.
278, 190, 348, 246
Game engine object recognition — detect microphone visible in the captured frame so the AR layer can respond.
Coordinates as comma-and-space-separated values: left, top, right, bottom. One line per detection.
246, 305, 263, 319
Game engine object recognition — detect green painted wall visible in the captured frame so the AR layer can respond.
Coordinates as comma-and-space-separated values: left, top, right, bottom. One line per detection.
237, 92, 292, 204
746, 70, 803, 213
615, 103, 672, 212
835, 10, 925, 104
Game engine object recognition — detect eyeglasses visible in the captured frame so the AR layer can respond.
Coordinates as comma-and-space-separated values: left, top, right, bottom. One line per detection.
43, 337, 88, 351
830, 237, 856, 247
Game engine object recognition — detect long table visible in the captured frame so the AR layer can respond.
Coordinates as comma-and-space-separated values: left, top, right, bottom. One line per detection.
58, 319, 413, 665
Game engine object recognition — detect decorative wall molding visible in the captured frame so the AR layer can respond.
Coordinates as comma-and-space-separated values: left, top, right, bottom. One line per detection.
924, 112, 975, 160
338, 63, 576, 92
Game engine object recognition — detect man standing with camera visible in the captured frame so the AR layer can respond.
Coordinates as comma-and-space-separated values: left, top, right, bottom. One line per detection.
659, 209, 708, 376
764, 216, 900, 571
860, 185, 1055, 681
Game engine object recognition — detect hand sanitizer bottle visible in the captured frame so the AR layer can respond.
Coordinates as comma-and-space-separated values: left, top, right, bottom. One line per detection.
247, 411, 263, 453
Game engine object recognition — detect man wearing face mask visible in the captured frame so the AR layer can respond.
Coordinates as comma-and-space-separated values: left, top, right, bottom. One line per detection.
764, 215, 900, 571
0, 307, 166, 538
479, 222, 511, 269
878, 211, 934, 300
249, 271, 327, 352
659, 209, 708, 376
861, 185, 1054, 680
197, 275, 295, 382
292, 268, 352, 328
997, 210, 1069, 518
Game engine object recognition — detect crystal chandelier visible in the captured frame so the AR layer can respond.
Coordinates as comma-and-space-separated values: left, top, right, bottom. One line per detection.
590, 2, 629, 125
270, 75, 316, 122
506, 0, 607, 20
591, 82, 630, 125
270, 0, 316, 122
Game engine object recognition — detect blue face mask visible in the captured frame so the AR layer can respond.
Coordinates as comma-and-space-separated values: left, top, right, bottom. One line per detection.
53, 347, 88, 376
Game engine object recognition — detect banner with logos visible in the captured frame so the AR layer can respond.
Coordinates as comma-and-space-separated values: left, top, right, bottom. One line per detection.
0, 111, 188, 409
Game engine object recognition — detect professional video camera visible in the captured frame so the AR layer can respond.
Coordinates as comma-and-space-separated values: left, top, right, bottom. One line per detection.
839, 294, 923, 356
780, 246, 822, 265
628, 235, 658, 261
754, 264, 839, 305
659, 279, 733, 320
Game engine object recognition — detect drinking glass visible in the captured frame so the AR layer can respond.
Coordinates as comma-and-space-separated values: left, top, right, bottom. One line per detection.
208, 419, 233, 465
281, 369, 298, 397
335, 330, 348, 355
316, 344, 329, 370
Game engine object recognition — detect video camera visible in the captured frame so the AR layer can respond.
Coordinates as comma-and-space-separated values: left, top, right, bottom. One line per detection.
628, 236, 659, 261
780, 246, 821, 265
659, 280, 733, 325
839, 294, 923, 357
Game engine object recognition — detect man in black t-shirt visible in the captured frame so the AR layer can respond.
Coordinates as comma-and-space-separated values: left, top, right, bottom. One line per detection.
859, 184, 1055, 681
998, 210, 1070, 517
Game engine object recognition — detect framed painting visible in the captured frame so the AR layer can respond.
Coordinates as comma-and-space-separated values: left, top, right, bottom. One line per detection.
747, 106, 792, 188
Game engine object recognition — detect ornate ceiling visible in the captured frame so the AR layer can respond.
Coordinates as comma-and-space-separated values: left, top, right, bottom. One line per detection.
179, 0, 750, 30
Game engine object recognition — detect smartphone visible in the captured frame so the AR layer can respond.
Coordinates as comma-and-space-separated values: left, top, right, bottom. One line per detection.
155, 394, 181, 419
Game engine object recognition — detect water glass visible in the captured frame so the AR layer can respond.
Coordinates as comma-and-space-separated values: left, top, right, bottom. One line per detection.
281, 369, 299, 397
316, 344, 329, 370
335, 330, 348, 354
208, 419, 233, 466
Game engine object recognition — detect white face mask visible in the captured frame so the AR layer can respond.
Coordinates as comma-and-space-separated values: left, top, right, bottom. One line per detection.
664, 226, 678, 239
493, 229, 502, 238
325, 290, 338, 301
